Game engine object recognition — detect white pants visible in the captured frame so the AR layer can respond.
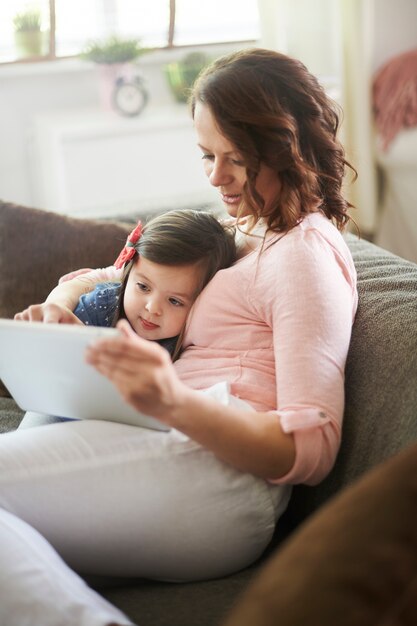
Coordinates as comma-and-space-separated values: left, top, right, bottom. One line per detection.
0, 414, 290, 626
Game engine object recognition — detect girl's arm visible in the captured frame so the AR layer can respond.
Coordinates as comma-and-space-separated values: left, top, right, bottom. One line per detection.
14, 267, 120, 323
86, 319, 296, 480
58, 268, 93, 284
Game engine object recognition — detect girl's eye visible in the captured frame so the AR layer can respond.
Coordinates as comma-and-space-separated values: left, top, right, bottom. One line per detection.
136, 282, 149, 292
169, 297, 183, 307
201, 153, 214, 162
232, 158, 245, 167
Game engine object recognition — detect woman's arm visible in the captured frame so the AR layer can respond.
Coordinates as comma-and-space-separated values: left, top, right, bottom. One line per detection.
86, 320, 296, 480
265, 228, 357, 486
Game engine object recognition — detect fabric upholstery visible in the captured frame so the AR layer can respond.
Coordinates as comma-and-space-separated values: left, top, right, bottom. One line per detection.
0, 201, 131, 320
223, 440, 417, 626
0, 397, 25, 434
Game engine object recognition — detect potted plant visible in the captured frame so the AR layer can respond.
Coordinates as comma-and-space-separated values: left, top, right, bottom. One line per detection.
80, 36, 150, 113
165, 52, 210, 103
13, 8, 44, 58
79, 36, 148, 65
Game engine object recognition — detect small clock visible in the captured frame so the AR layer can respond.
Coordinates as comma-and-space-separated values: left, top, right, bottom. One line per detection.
112, 76, 148, 117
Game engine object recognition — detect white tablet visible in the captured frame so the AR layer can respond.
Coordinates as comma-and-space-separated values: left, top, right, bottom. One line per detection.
0, 318, 169, 431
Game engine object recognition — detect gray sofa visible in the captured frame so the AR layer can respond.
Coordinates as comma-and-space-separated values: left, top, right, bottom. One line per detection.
1, 200, 416, 626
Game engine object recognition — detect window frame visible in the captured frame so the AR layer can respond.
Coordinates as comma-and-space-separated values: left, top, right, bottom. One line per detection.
1, 0, 258, 66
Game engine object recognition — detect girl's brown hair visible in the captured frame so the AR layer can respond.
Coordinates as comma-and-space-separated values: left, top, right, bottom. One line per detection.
191, 48, 356, 233
114, 209, 236, 343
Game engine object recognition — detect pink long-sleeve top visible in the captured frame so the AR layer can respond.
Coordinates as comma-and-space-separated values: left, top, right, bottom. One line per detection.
84, 213, 357, 486
174, 213, 358, 486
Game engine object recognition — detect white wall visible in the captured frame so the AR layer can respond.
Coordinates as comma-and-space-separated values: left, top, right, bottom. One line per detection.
0, 44, 240, 212
0, 48, 199, 209
0, 1, 416, 216
372, 0, 417, 71
0, 63, 97, 207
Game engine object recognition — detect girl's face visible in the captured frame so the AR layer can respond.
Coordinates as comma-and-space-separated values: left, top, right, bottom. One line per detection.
194, 102, 281, 218
123, 256, 202, 341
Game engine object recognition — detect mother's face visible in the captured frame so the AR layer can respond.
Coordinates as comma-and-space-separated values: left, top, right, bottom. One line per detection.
193, 102, 281, 218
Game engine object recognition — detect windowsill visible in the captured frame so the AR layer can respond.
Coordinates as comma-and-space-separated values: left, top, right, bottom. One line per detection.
0, 57, 88, 77
0, 41, 254, 78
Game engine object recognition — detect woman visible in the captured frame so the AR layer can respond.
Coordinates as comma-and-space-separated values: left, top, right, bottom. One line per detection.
2, 48, 357, 626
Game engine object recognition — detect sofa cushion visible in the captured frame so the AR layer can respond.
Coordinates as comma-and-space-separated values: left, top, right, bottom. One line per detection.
0, 201, 132, 320
0, 201, 132, 396
223, 440, 417, 626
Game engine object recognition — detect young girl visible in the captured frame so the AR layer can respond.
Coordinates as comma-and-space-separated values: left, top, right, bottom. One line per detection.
4, 48, 358, 626
72, 209, 237, 358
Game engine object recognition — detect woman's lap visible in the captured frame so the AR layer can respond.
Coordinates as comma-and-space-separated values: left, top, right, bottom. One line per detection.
0, 417, 289, 581
0, 507, 133, 626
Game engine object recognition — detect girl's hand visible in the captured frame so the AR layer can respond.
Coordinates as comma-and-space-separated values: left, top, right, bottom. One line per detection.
14, 303, 83, 325
85, 319, 188, 424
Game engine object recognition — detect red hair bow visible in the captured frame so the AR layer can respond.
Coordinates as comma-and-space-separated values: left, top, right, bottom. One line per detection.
114, 221, 143, 269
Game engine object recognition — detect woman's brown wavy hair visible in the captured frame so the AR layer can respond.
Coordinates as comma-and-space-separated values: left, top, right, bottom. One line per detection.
191, 48, 356, 233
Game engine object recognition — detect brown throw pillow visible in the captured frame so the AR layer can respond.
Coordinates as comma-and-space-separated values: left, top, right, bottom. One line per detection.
0, 200, 132, 396
0, 201, 132, 319
223, 442, 417, 626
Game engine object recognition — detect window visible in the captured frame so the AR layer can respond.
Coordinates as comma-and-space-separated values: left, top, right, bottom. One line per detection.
0, 0, 260, 64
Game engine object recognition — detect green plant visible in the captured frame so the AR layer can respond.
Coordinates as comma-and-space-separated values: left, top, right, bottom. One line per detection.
181, 51, 209, 69
13, 9, 42, 33
165, 51, 210, 103
80, 36, 148, 65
